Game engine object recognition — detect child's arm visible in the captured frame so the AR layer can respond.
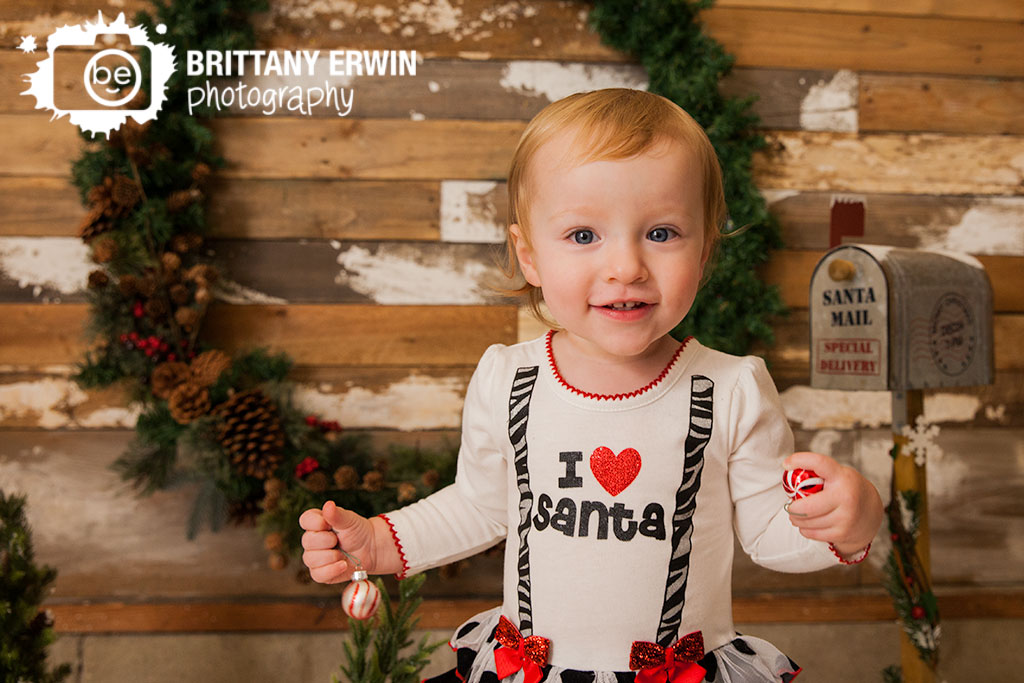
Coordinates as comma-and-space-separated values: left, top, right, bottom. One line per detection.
299, 501, 404, 583
782, 451, 883, 558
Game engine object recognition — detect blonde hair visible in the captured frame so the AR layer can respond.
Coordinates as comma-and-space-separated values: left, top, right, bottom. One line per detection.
503, 88, 728, 325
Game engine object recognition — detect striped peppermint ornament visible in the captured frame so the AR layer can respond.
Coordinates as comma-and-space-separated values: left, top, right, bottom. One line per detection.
782, 468, 824, 499
342, 569, 380, 620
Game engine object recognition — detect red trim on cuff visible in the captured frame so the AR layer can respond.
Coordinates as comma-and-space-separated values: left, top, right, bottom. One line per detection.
829, 541, 871, 565
378, 513, 410, 579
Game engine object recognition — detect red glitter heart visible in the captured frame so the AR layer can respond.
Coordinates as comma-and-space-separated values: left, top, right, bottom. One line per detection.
590, 447, 641, 496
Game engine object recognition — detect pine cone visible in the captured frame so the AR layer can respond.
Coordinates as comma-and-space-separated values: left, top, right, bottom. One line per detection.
264, 478, 285, 497
191, 162, 212, 186
421, 469, 440, 489
151, 362, 190, 399
169, 283, 191, 305
87, 270, 109, 289
78, 205, 113, 242
264, 532, 285, 553
137, 272, 158, 298
397, 482, 418, 503
91, 237, 118, 264
161, 252, 181, 273
194, 287, 212, 305
175, 306, 201, 331
144, 296, 169, 320
362, 470, 385, 492
111, 174, 141, 211
227, 497, 261, 526
167, 188, 202, 213
333, 465, 359, 490
168, 381, 211, 424
215, 389, 286, 479
190, 350, 231, 387
118, 274, 139, 296
302, 471, 329, 493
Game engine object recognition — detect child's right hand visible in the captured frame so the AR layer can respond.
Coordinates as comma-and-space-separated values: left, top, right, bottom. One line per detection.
299, 501, 402, 583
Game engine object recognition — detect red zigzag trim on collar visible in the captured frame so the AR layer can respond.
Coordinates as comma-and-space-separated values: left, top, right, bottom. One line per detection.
544, 330, 691, 402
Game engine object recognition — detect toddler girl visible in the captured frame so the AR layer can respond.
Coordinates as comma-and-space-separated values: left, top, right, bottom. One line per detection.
300, 88, 883, 682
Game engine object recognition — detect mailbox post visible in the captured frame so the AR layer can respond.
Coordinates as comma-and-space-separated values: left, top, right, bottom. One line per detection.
809, 245, 993, 682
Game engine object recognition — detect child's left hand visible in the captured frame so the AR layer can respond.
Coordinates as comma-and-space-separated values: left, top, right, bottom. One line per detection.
783, 451, 884, 558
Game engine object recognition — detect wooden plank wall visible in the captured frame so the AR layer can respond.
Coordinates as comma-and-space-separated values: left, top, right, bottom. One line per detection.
1, 0, 1023, 631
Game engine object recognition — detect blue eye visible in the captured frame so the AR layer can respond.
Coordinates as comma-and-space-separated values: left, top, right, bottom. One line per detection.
571, 229, 596, 245
648, 226, 675, 242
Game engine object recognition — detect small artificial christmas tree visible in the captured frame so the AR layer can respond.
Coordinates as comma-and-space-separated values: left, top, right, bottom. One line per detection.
336, 574, 445, 683
0, 490, 71, 683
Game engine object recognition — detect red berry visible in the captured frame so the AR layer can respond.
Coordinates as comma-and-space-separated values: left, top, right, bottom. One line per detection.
132, 302, 144, 317
148, 335, 160, 346
911, 606, 926, 620
129, 331, 139, 341
159, 342, 169, 352
145, 348, 155, 357
167, 353, 177, 362
305, 415, 318, 426
891, 533, 900, 542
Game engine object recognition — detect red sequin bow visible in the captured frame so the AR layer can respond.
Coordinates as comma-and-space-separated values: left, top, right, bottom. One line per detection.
493, 616, 550, 683
629, 631, 706, 683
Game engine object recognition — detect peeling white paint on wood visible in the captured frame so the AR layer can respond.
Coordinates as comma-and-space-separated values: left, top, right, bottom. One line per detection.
911, 197, 1024, 256
213, 279, 289, 305
0, 377, 86, 428
270, 0, 537, 42
799, 69, 858, 133
0, 237, 91, 298
780, 386, 988, 429
334, 243, 497, 304
499, 61, 647, 103
760, 189, 801, 205
294, 374, 466, 430
0, 377, 139, 428
440, 180, 504, 243
781, 386, 892, 429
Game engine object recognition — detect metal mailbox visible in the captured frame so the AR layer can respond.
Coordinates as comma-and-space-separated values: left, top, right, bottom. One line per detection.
809, 245, 993, 391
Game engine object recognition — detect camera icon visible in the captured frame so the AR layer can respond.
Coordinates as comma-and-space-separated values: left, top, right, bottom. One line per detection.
23, 12, 175, 137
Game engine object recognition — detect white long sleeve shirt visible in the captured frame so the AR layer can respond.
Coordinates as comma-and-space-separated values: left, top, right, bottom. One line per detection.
385, 333, 837, 671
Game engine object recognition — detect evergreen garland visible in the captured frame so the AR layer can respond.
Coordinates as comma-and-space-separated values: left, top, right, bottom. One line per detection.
71, 0, 455, 570
0, 491, 72, 683
588, 0, 784, 354
883, 445, 940, 676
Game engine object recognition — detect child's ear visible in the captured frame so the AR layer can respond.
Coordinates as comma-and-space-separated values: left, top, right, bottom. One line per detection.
509, 223, 541, 287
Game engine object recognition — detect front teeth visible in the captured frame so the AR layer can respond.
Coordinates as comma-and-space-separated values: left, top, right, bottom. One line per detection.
608, 302, 643, 310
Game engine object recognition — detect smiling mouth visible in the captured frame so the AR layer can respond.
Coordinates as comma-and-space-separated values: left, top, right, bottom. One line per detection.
603, 302, 648, 310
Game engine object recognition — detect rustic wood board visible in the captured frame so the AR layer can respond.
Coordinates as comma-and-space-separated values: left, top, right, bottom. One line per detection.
0, 366, 476, 431
767, 192, 1024, 253
0, 303, 517, 367
206, 178, 441, 240
702, 8, 1024, 77
714, 0, 1024, 21
0, 238, 506, 305
0, 177, 84, 235
860, 74, 1024, 135
209, 118, 524, 181
5, 2, 1022, 74
756, 131, 1024, 196
46, 591, 1024, 633
7, 114, 1023, 197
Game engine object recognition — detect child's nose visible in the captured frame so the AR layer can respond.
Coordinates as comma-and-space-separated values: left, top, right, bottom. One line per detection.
604, 242, 648, 283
